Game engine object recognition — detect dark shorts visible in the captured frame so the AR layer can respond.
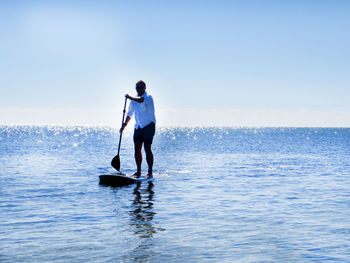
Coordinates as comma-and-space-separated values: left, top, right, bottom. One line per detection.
133, 122, 156, 144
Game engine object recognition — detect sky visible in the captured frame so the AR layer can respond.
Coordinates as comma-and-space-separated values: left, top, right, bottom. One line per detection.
1, 0, 350, 127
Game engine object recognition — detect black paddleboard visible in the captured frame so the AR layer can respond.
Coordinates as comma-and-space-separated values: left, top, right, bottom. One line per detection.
99, 173, 154, 187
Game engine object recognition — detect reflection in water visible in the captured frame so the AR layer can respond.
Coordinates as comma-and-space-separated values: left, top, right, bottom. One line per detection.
130, 182, 156, 238
125, 182, 157, 261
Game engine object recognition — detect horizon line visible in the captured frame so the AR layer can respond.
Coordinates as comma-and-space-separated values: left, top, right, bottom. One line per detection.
1, 107, 350, 128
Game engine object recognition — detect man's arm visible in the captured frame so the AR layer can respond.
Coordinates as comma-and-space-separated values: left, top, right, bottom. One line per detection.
125, 94, 144, 103
120, 116, 131, 133
120, 99, 134, 133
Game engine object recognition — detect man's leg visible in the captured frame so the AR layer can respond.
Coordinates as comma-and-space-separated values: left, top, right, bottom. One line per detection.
134, 141, 143, 176
144, 142, 153, 176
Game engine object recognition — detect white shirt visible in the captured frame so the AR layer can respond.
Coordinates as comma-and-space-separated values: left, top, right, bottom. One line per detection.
127, 91, 156, 129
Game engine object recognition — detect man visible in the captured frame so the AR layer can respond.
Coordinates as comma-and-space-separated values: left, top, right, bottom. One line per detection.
120, 80, 156, 178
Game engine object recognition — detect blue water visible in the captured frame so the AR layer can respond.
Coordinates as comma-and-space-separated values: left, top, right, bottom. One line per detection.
1, 126, 350, 262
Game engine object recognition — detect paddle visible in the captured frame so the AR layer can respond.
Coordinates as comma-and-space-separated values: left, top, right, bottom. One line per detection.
111, 97, 128, 171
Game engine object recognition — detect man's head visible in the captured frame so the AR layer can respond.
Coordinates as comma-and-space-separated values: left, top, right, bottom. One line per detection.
136, 80, 146, 96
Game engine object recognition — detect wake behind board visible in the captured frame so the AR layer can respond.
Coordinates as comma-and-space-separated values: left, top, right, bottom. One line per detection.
99, 173, 154, 187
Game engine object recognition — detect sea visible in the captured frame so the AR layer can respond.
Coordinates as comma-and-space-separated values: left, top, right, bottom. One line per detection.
0, 126, 350, 262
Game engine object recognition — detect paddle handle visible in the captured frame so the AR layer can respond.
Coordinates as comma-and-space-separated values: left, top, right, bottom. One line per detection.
117, 97, 128, 155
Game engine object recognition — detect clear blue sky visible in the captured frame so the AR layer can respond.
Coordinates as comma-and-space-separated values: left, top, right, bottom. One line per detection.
1, 0, 349, 126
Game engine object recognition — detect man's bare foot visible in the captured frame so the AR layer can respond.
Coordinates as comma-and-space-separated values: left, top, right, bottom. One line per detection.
132, 172, 141, 178
145, 173, 153, 179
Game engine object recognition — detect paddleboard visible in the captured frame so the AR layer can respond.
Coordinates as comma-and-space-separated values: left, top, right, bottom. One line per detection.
99, 173, 154, 186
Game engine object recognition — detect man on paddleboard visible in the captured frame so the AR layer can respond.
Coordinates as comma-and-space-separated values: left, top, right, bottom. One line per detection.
120, 80, 156, 178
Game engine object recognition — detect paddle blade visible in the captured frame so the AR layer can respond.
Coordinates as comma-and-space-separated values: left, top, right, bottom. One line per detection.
111, 155, 120, 171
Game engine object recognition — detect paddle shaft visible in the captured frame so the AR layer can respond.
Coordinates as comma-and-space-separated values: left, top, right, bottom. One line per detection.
117, 97, 128, 155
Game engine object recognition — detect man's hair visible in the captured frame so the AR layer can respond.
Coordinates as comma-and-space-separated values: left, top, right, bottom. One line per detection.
136, 80, 146, 89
